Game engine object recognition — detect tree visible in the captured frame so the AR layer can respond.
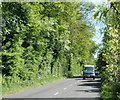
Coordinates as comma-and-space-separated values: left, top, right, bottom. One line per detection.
94, 1, 120, 99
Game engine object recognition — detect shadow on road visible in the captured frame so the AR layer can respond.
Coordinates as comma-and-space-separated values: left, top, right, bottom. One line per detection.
69, 76, 101, 94
68, 75, 101, 80
77, 82, 101, 88
68, 76, 83, 79
75, 88, 100, 93
81, 79, 101, 83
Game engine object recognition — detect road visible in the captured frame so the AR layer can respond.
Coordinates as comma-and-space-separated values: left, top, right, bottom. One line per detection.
3, 76, 101, 99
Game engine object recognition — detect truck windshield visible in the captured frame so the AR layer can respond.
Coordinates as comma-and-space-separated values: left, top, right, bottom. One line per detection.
85, 67, 94, 71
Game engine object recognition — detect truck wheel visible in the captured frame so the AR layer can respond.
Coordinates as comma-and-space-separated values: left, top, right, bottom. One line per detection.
83, 77, 85, 80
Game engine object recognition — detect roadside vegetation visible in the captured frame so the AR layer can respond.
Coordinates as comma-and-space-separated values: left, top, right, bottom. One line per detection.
2, 2, 97, 96
94, 1, 120, 99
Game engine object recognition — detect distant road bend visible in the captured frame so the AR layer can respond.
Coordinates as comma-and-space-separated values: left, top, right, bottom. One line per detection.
3, 76, 101, 99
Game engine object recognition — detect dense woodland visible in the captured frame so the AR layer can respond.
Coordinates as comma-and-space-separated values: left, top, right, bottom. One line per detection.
95, 1, 120, 99
1, 1, 120, 99
2, 2, 97, 95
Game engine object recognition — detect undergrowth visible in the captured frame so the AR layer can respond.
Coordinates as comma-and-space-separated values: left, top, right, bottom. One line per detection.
2, 75, 65, 96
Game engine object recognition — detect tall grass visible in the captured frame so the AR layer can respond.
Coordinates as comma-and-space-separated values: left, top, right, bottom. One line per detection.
2, 75, 65, 96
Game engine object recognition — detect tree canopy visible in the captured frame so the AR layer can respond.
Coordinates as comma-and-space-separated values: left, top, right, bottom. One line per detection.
94, 1, 120, 99
2, 2, 97, 95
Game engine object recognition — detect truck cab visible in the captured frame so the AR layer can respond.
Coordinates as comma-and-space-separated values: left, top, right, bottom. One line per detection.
83, 65, 95, 80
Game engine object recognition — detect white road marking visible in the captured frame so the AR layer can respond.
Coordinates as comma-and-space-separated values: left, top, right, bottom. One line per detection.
64, 88, 67, 90
54, 92, 59, 95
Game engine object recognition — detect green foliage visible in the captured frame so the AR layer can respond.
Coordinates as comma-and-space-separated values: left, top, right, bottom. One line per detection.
2, 2, 97, 95
0, 74, 1, 97
2, 74, 65, 96
95, 1, 120, 99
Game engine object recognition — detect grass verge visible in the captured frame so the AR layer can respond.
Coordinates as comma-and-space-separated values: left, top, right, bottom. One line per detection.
2, 75, 65, 97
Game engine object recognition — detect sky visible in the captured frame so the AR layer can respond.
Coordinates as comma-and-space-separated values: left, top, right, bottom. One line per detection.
90, 0, 108, 4
86, 0, 108, 58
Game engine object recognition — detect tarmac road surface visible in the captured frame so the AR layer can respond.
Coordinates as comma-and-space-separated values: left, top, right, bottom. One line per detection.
3, 76, 101, 99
